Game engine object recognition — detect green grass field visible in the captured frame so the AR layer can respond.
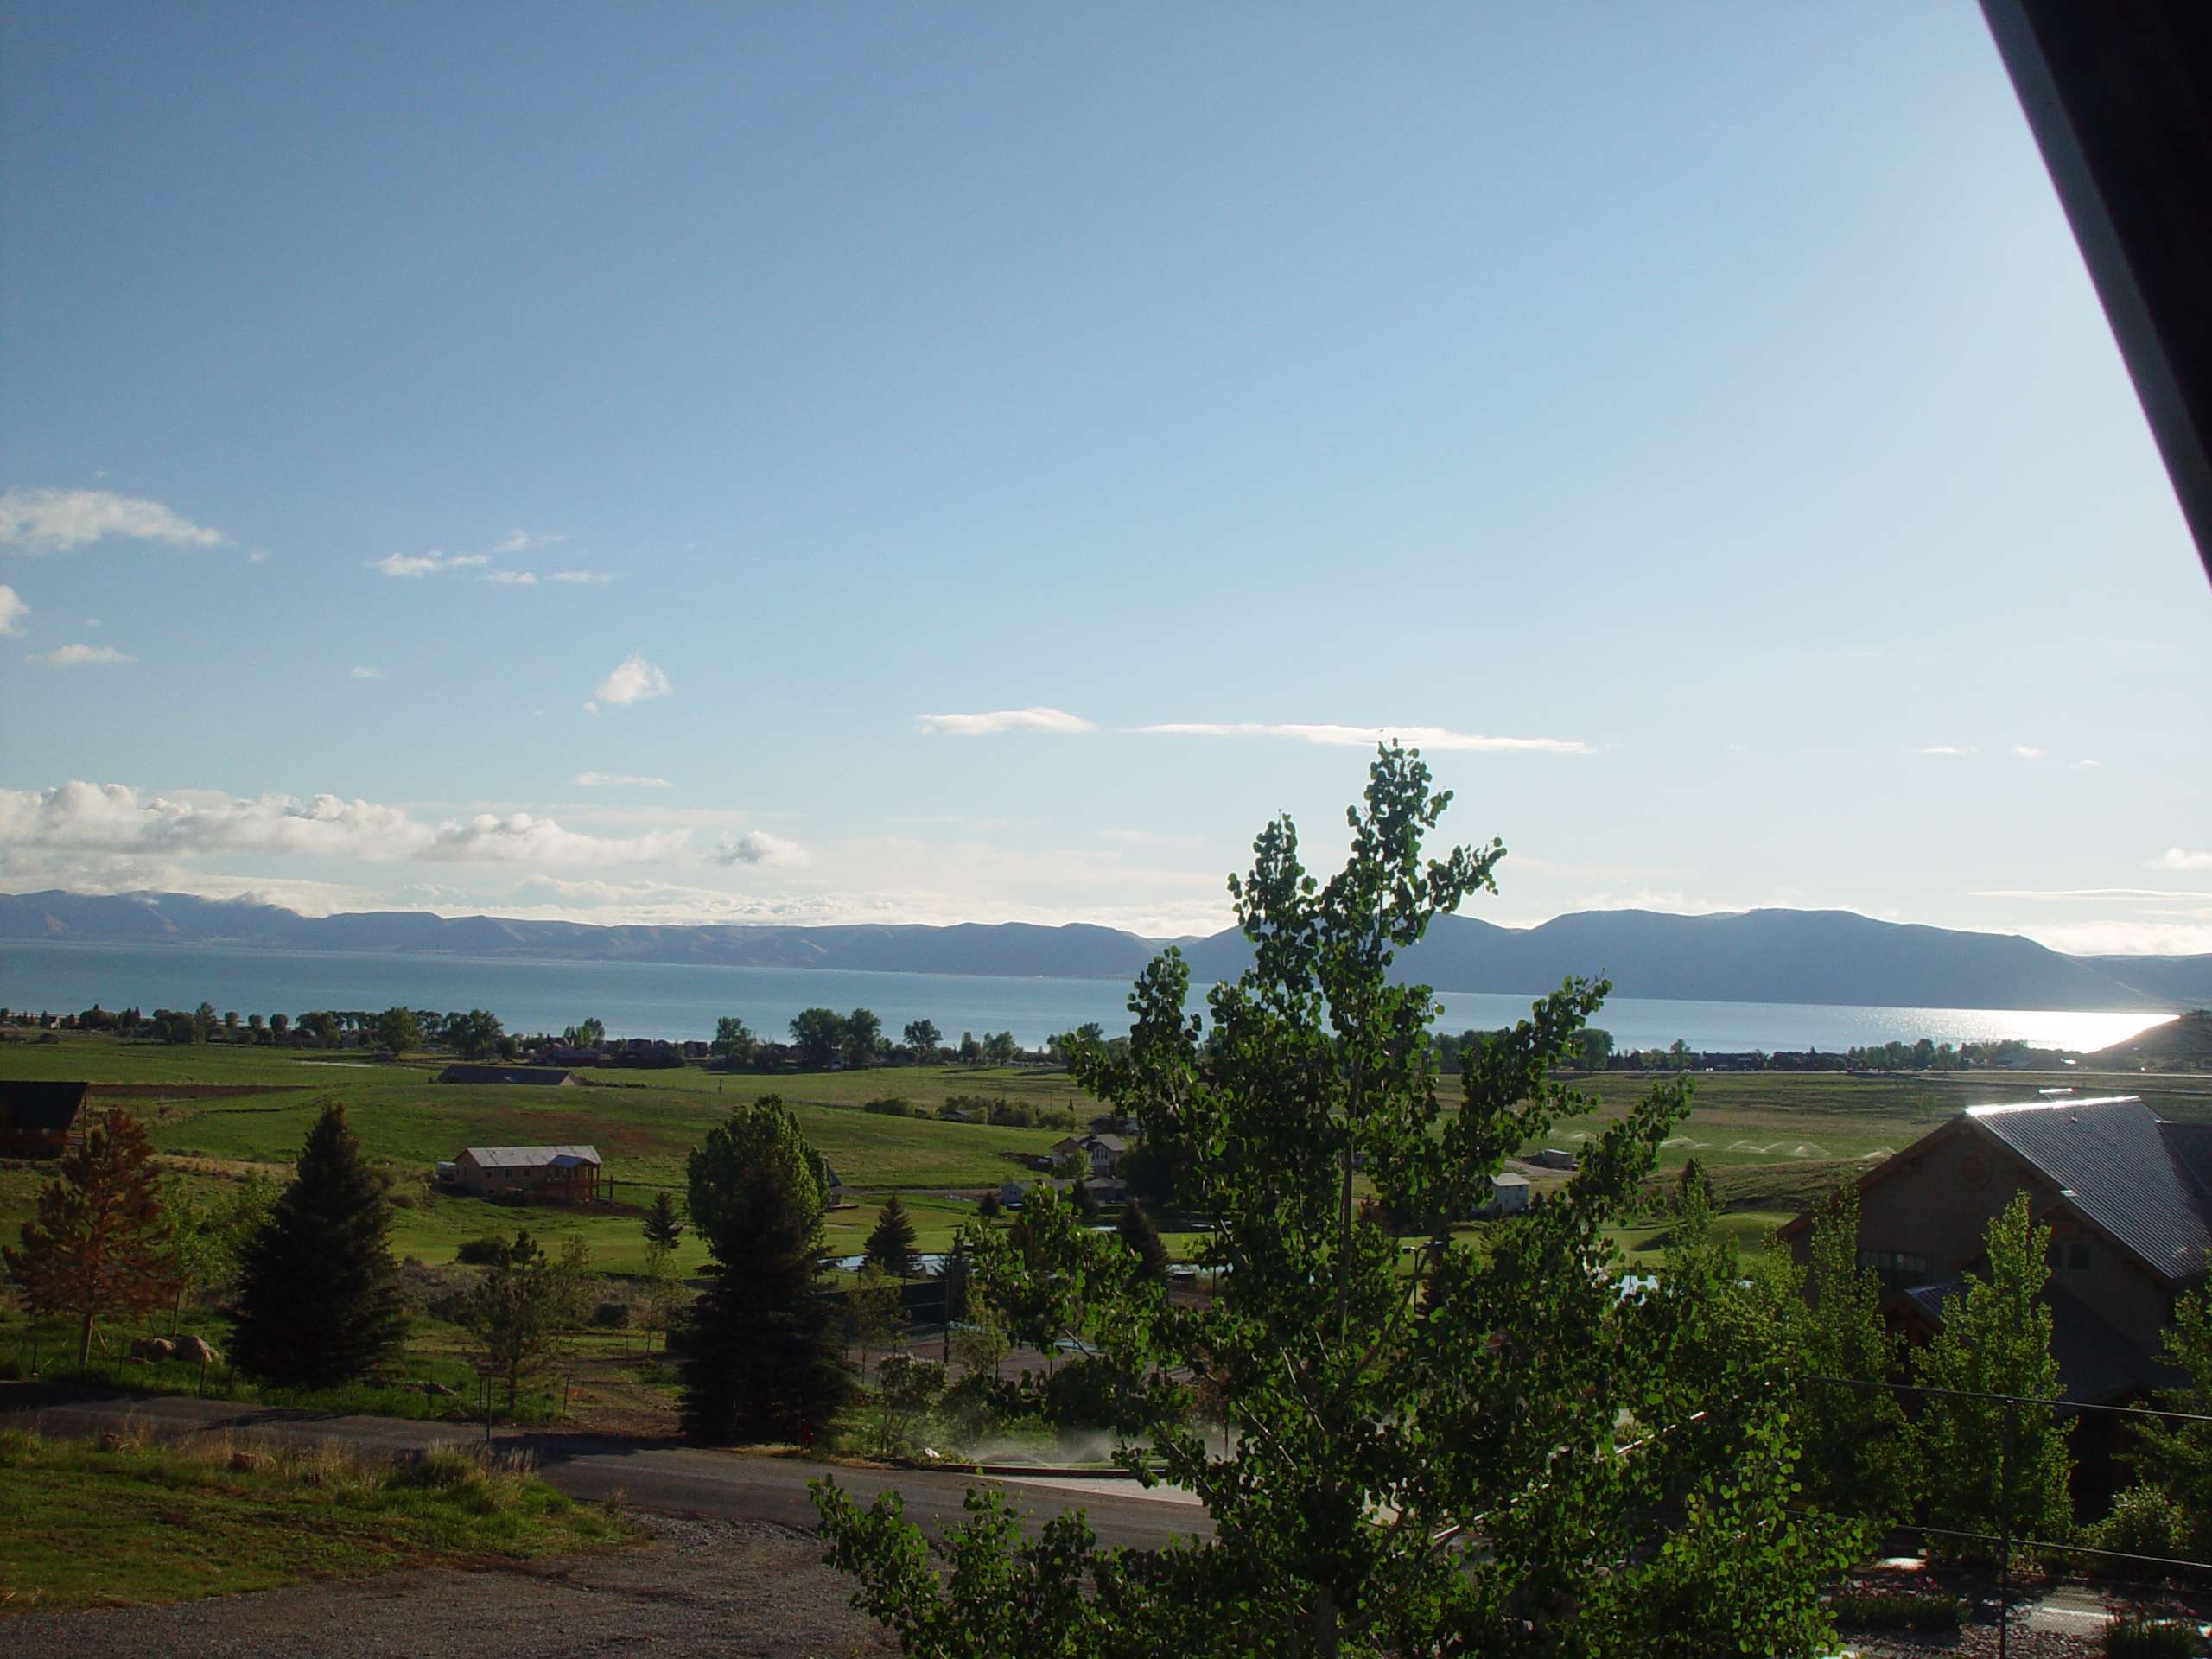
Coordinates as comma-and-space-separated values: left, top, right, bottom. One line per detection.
0, 1428, 630, 1612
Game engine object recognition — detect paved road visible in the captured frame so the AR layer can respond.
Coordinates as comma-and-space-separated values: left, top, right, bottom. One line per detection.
0, 1383, 1207, 1551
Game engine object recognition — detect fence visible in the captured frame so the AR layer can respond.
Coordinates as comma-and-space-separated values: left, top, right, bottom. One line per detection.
1808, 1374, 2212, 1657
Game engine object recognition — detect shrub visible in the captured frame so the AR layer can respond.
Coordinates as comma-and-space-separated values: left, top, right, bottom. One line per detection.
2106, 1617, 2196, 1658
590, 1300, 632, 1329
1828, 1592, 1966, 1632
455, 1236, 509, 1266
861, 1096, 917, 1118
2094, 1486, 2189, 1563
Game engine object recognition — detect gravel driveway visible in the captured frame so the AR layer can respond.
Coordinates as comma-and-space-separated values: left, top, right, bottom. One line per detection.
0, 1514, 898, 1659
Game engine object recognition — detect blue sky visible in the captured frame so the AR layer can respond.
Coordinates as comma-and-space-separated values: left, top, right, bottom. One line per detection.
3, 2, 2208, 951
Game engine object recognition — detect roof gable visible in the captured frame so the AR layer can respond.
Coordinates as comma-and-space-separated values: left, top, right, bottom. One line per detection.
1967, 1097, 2210, 1285
0, 1079, 89, 1131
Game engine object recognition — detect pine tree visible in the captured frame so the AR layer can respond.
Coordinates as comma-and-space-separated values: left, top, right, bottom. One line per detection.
641, 1190, 686, 1249
1918, 1190, 2074, 1549
680, 1096, 856, 1443
864, 1194, 918, 1277
228, 1100, 408, 1388
4, 1108, 178, 1363
1116, 1198, 1171, 1283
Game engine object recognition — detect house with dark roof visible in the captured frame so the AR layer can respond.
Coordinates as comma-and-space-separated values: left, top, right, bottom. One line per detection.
1777, 1096, 2209, 1407
0, 1079, 88, 1158
436, 1065, 579, 1086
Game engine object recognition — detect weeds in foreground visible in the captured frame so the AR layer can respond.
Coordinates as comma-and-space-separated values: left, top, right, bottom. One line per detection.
0, 1427, 632, 1611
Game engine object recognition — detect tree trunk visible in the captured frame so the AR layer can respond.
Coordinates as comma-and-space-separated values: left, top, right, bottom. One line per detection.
77, 1311, 93, 1366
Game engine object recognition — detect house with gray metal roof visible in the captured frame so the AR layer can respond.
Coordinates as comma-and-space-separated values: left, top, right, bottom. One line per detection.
1778, 1096, 2207, 1404
440, 1144, 604, 1203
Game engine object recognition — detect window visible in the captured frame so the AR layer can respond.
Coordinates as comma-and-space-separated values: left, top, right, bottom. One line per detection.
1857, 1249, 1930, 1293
2048, 1242, 2091, 1272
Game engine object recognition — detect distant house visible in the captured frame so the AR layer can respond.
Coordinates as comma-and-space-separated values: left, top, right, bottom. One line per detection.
1777, 1096, 2204, 1406
436, 1065, 579, 1086
1051, 1133, 1129, 1177
1528, 1148, 1576, 1172
0, 1080, 88, 1158
1478, 1172, 1530, 1217
440, 1144, 604, 1202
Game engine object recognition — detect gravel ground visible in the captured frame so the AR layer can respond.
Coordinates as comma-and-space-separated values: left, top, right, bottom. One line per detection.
0, 1514, 899, 1659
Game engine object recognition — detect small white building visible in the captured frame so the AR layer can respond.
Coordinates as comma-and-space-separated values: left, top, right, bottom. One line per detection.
1479, 1172, 1530, 1217
443, 1144, 604, 1202
1528, 1148, 1576, 1171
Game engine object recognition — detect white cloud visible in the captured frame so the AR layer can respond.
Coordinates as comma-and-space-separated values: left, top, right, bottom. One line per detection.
28, 643, 132, 666
550, 569, 611, 584
588, 654, 671, 711
372, 551, 489, 578
0, 488, 226, 554
574, 772, 672, 788
0, 782, 690, 869
715, 830, 808, 867
2024, 919, 2212, 956
2152, 849, 2212, 872
349, 665, 382, 680
0, 585, 25, 636
1915, 745, 1974, 755
493, 530, 566, 555
484, 569, 538, 585
1139, 721, 1588, 753
2012, 745, 2047, 760
918, 707, 1096, 735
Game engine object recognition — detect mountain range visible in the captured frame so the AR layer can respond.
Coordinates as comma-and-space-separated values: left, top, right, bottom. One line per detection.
6, 889, 2209, 1013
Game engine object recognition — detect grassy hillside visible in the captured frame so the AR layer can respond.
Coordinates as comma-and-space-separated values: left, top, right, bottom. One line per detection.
0, 1034, 1091, 1270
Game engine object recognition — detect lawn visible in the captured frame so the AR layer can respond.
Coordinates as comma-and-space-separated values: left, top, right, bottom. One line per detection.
0, 1428, 630, 1612
0, 1033, 1088, 1274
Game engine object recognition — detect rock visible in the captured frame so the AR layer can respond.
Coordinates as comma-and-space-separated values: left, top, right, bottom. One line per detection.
228, 1451, 263, 1471
129, 1336, 175, 1362
173, 1334, 219, 1366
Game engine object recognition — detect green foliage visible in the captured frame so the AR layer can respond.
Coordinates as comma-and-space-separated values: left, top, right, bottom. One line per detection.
5, 1107, 179, 1363
815, 747, 1863, 1657
374, 1006, 419, 1054
2123, 1287, 2212, 1559
679, 1096, 856, 1443
790, 1007, 847, 1067
640, 1189, 685, 1249
1827, 1592, 1965, 1632
844, 1007, 885, 1069
228, 1100, 409, 1389
872, 1351, 946, 1455
464, 1252, 569, 1410
566, 1015, 607, 1049
2092, 1484, 2190, 1564
1114, 1199, 1170, 1283
1793, 1185, 1917, 1522
904, 1018, 943, 1058
1916, 1190, 2074, 1551
2106, 1617, 2197, 1658
867, 1195, 920, 1276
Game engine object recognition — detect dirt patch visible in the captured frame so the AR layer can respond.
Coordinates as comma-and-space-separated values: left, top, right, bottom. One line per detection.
0, 1512, 896, 1659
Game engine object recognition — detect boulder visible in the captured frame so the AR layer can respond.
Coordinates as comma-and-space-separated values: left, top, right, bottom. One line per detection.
129, 1337, 175, 1362
173, 1334, 219, 1366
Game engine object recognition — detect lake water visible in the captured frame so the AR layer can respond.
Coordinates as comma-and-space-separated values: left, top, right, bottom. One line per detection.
0, 939, 2175, 1055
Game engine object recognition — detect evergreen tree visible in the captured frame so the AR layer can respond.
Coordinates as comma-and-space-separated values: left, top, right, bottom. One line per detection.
1917, 1190, 2074, 1549
1116, 1198, 1171, 1283
228, 1100, 408, 1387
4, 1108, 178, 1363
1792, 1185, 1917, 1522
865, 1195, 918, 1277
680, 1096, 856, 1443
641, 1190, 686, 1249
